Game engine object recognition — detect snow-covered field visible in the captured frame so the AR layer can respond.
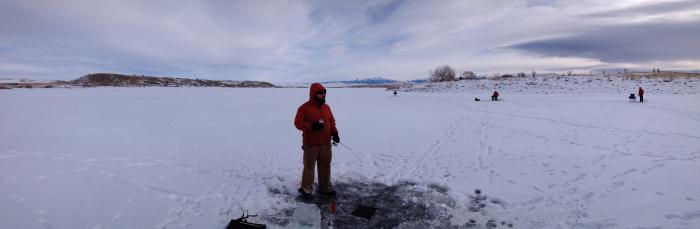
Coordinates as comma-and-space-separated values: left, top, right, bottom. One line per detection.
1, 80, 699, 228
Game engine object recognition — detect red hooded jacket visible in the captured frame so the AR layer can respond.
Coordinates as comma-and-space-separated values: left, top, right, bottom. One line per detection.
294, 83, 338, 146
638, 87, 644, 96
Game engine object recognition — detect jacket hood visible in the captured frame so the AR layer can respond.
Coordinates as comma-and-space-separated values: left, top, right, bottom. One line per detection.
309, 83, 326, 100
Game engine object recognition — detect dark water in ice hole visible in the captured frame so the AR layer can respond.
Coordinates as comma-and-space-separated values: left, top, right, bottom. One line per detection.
263, 180, 515, 228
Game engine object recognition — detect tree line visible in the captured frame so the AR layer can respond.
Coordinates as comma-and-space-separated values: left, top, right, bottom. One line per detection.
429, 65, 536, 82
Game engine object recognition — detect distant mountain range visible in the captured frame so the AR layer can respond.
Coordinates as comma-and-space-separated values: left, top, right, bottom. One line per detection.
0, 73, 276, 89
73, 73, 276, 87
312, 77, 431, 88
323, 77, 399, 85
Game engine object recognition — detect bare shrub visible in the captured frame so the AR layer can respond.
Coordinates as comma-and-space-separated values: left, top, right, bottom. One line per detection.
459, 71, 476, 80
430, 65, 456, 82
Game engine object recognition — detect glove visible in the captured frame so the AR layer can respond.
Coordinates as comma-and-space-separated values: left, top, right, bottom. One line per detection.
332, 133, 340, 143
311, 121, 324, 131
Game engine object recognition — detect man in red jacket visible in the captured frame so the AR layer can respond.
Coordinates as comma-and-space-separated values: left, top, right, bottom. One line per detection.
294, 83, 340, 199
638, 86, 644, 103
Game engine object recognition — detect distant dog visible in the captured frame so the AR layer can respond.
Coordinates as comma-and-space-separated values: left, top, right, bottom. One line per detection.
474, 98, 480, 101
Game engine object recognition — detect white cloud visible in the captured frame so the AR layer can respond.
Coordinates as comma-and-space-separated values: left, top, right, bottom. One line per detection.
0, 0, 698, 82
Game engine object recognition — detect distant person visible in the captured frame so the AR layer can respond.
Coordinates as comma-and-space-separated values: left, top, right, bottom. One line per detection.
294, 83, 340, 199
638, 86, 644, 102
491, 91, 499, 101
393, 90, 398, 96
474, 98, 480, 101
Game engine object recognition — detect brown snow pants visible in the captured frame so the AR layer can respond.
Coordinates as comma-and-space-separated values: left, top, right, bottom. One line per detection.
300, 144, 333, 193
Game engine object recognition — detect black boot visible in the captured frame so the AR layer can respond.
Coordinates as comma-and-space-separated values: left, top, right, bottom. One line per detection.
318, 189, 336, 196
298, 188, 313, 199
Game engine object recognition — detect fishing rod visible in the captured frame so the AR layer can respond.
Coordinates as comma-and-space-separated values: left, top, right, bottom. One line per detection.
332, 141, 363, 163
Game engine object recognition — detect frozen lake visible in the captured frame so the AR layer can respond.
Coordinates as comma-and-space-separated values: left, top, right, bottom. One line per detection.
1, 86, 699, 228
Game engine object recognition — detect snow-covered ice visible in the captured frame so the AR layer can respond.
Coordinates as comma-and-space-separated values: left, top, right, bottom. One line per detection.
290, 202, 321, 228
1, 79, 699, 228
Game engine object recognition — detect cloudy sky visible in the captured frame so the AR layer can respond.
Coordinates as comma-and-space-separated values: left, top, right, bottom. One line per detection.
1, 0, 699, 82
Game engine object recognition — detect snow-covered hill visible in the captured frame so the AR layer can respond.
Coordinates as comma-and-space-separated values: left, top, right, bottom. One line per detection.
400, 75, 700, 95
